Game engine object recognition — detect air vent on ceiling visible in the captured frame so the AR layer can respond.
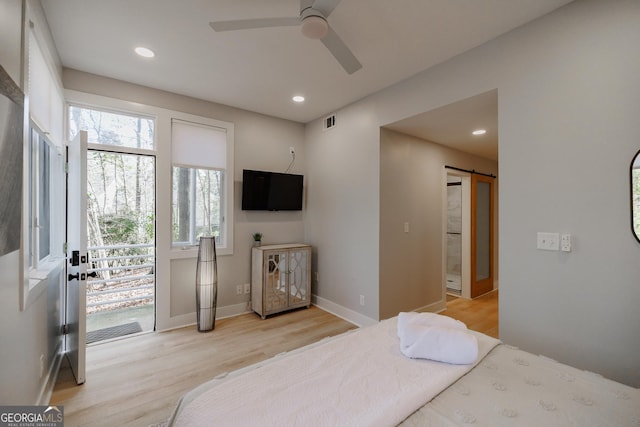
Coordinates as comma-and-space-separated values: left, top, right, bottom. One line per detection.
323, 114, 336, 130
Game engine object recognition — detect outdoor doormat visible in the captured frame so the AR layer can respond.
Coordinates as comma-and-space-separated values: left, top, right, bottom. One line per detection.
86, 321, 142, 344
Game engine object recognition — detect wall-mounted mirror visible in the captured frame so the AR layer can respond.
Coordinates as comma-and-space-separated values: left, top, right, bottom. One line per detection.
631, 150, 640, 243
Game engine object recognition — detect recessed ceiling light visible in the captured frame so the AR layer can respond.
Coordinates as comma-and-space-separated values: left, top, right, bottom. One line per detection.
472, 129, 487, 136
292, 95, 305, 103
135, 46, 155, 58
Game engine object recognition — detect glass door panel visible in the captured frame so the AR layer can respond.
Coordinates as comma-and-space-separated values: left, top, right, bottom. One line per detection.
471, 174, 494, 298
264, 251, 288, 312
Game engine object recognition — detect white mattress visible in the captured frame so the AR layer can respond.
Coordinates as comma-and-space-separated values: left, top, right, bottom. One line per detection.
399, 344, 640, 426
168, 317, 499, 427
168, 317, 640, 427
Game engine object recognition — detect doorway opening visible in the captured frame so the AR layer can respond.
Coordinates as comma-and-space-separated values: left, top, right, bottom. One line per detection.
68, 104, 157, 345
443, 166, 495, 302
445, 171, 471, 299
85, 150, 156, 343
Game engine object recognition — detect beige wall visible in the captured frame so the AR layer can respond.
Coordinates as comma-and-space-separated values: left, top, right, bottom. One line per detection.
379, 128, 498, 319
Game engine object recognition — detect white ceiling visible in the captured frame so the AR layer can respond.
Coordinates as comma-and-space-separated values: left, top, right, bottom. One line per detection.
385, 90, 499, 161
41, 0, 573, 158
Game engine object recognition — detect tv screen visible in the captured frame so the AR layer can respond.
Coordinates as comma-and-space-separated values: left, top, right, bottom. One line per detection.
242, 169, 303, 211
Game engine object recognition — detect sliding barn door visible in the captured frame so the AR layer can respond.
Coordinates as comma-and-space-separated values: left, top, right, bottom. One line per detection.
470, 174, 494, 298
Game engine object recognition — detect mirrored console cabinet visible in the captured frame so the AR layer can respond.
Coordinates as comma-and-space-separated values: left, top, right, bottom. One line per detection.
251, 243, 311, 319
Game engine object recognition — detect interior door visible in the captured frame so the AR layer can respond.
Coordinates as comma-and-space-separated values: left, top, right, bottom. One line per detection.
65, 130, 88, 385
470, 174, 494, 298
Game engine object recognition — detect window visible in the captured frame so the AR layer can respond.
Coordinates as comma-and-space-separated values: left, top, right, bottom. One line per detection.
28, 124, 55, 267
68, 105, 154, 150
171, 119, 232, 250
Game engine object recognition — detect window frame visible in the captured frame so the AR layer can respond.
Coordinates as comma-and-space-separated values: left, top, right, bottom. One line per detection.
64, 91, 235, 259
28, 122, 57, 269
170, 117, 234, 254
24, 120, 66, 309
68, 103, 156, 152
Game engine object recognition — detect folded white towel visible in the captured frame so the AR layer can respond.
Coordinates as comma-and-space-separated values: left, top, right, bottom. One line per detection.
399, 324, 478, 364
397, 312, 478, 365
397, 312, 467, 337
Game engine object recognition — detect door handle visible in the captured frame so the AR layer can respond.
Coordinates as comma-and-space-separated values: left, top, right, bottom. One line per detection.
68, 273, 87, 281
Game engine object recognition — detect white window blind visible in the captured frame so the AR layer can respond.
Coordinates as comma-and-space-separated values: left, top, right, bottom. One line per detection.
171, 119, 227, 170
28, 31, 50, 131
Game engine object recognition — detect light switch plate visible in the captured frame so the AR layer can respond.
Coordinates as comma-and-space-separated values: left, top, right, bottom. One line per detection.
537, 232, 560, 251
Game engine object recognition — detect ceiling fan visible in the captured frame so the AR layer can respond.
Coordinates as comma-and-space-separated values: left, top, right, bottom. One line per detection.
209, 0, 362, 74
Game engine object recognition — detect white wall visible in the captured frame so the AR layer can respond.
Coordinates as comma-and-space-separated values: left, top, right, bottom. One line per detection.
63, 70, 306, 329
306, 0, 640, 386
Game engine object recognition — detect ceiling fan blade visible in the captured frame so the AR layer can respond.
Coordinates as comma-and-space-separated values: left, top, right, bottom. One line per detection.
210, 17, 299, 32
321, 26, 362, 74
311, 0, 342, 17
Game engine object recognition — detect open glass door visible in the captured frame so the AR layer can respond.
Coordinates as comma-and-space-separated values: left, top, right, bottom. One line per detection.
65, 130, 88, 385
470, 174, 494, 298
68, 104, 156, 344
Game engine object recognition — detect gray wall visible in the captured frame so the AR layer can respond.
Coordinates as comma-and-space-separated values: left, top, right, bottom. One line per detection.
306, 0, 640, 386
378, 128, 498, 320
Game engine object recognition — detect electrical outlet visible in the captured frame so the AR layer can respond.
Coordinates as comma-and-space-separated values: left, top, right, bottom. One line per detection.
236, 285, 243, 295
561, 234, 572, 252
359, 295, 365, 306
244, 283, 250, 294
289, 146, 295, 155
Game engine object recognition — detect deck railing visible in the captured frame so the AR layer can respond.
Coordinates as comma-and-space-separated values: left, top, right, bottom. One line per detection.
87, 243, 155, 313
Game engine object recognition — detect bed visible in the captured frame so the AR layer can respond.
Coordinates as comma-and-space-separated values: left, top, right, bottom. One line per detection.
167, 314, 640, 426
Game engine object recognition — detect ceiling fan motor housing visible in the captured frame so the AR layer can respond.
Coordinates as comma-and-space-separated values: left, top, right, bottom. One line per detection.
300, 8, 328, 39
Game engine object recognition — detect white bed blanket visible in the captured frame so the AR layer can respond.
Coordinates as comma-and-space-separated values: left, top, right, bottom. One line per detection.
170, 317, 499, 427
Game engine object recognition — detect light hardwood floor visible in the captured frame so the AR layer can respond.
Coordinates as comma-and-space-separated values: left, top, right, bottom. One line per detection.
51, 307, 356, 426
51, 293, 498, 426
442, 289, 499, 339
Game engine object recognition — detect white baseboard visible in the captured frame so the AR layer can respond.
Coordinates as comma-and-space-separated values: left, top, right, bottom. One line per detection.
37, 340, 64, 405
160, 302, 252, 332
312, 295, 377, 327
160, 298, 377, 332
216, 302, 252, 320
418, 299, 447, 314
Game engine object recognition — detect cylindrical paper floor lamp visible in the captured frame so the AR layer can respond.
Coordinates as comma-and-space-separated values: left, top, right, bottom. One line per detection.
196, 236, 217, 332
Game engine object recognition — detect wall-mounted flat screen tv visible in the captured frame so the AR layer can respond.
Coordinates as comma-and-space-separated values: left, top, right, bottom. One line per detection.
242, 169, 303, 211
